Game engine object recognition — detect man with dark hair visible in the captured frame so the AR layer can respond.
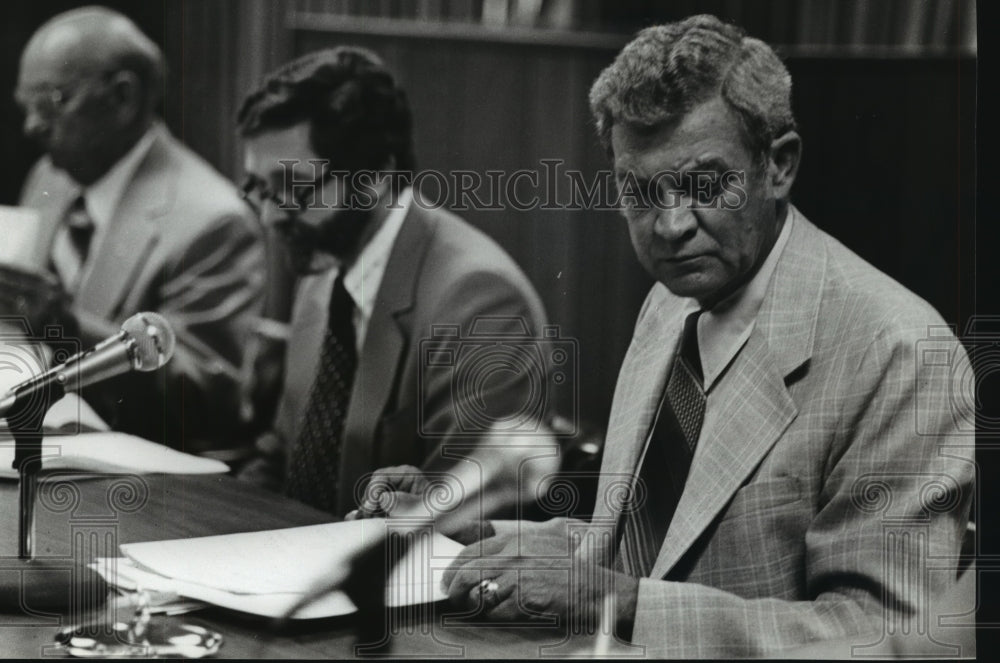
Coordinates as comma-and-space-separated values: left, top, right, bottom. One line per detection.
235, 47, 549, 517
443, 15, 973, 657
10, 6, 263, 447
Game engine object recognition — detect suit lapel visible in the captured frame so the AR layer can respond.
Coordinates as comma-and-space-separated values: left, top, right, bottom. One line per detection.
590, 288, 685, 532
74, 133, 173, 318
648, 332, 798, 577
336, 204, 435, 511
648, 208, 828, 578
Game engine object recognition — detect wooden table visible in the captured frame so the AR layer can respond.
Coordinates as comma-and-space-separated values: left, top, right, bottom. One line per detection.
0, 473, 624, 659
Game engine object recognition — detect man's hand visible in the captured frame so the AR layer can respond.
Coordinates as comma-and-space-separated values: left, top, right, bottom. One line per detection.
441, 530, 639, 631
0, 265, 76, 338
344, 465, 495, 544
234, 431, 284, 491
345, 465, 430, 520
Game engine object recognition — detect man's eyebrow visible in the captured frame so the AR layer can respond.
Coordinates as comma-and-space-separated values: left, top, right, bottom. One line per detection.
680, 156, 731, 173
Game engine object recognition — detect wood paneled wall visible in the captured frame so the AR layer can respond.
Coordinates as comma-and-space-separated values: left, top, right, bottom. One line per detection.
1, 2, 976, 434
294, 29, 975, 430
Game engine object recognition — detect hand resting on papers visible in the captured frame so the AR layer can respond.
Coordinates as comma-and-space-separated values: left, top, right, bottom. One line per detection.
441, 520, 640, 634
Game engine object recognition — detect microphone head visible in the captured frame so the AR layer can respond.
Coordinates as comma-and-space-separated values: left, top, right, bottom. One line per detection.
120, 312, 176, 372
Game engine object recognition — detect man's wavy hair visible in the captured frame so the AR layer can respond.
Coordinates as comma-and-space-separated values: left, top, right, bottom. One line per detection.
237, 46, 415, 173
589, 15, 796, 164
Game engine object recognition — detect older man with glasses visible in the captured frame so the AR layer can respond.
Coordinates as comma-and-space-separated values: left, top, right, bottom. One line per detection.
8, 6, 264, 450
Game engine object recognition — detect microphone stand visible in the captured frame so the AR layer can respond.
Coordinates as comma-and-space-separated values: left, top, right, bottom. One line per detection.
6, 379, 65, 559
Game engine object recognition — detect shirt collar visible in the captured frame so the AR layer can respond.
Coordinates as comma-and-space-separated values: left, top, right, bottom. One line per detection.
683, 206, 795, 391
341, 186, 413, 321
80, 124, 158, 232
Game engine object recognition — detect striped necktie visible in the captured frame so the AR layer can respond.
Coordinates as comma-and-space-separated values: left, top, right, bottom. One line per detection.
618, 310, 704, 577
285, 274, 357, 514
51, 194, 96, 293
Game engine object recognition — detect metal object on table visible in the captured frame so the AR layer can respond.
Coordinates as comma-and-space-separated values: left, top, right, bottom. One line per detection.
474, 578, 501, 608
6, 374, 63, 560
54, 622, 223, 658
3, 311, 176, 559
53, 588, 223, 658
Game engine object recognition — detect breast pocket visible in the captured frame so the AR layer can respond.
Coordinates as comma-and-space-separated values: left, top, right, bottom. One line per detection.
704, 477, 809, 598
719, 477, 803, 522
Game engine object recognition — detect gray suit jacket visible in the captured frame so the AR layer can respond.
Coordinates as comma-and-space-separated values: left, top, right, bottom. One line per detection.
271, 203, 548, 515
586, 208, 974, 657
19, 125, 264, 447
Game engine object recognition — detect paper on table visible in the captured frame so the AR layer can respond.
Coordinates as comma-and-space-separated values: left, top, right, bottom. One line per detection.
122, 520, 463, 594
92, 558, 355, 619
41, 392, 110, 432
102, 520, 465, 618
0, 431, 228, 479
0, 205, 47, 271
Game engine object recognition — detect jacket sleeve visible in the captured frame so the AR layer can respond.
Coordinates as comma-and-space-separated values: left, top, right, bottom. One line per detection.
406, 267, 556, 519
416, 268, 550, 450
81, 210, 265, 449
161, 210, 265, 446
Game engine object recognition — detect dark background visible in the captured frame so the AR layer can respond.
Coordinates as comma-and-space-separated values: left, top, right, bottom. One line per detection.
0, 0, 978, 437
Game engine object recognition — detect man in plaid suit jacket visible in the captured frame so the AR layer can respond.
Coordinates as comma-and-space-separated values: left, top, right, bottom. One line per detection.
443, 15, 975, 657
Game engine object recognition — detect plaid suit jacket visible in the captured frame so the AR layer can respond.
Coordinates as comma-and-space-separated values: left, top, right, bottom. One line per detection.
587, 207, 975, 657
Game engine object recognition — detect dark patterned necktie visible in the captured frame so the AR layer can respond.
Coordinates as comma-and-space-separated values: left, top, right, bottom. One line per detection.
285, 274, 357, 514
54, 195, 96, 292
618, 310, 705, 577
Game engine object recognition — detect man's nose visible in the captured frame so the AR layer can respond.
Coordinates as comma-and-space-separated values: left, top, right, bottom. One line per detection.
653, 203, 698, 242
22, 107, 50, 142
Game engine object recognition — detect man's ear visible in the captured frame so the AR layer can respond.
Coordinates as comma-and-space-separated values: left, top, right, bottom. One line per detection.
768, 131, 801, 200
106, 70, 142, 124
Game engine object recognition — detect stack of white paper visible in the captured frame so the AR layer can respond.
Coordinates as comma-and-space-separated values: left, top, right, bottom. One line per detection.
91, 520, 464, 619
0, 431, 229, 479
0, 205, 47, 270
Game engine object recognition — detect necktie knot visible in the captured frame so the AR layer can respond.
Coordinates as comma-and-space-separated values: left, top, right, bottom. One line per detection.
51, 194, 96, 292
679, 309, 703, 387
67, 195, 94, 231
329, 273, 353, 315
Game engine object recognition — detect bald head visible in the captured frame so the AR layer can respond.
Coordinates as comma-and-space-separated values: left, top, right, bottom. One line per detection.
22, 6, 165, 107
16, 6, 165, 184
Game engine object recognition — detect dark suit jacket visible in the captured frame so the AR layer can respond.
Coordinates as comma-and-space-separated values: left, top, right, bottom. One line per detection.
269, 202, 549, 515
580, 207, 974, 657
19, 124, 264, 447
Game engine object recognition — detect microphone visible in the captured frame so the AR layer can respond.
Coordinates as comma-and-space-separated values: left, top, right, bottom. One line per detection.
0, 312, 176, 419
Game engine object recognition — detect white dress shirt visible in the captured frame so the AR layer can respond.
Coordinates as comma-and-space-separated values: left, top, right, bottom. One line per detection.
50, 124, 158, 286
679, 206, 795, 392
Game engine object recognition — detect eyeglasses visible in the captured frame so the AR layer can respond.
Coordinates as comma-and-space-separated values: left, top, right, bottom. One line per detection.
14, 86, 72, 121
240, 168, 342, 215
15, 73, 116, 122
